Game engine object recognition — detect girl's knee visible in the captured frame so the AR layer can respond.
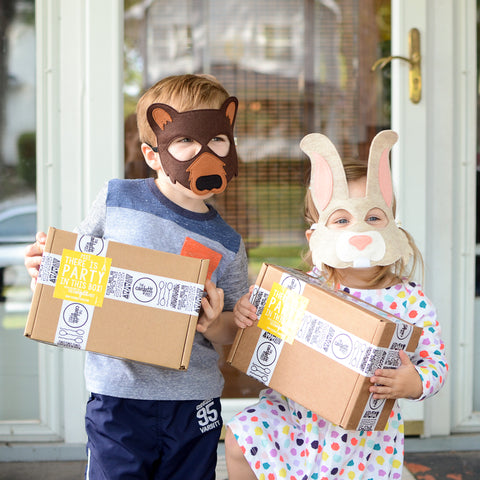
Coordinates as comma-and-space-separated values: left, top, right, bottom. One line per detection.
224, 427, 241, 457
225, 426, 257, 480
224, 427, 236, 448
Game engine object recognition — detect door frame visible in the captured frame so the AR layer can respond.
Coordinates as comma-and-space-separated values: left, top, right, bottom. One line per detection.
392, 0, 477, 435
223, 1, 479, 437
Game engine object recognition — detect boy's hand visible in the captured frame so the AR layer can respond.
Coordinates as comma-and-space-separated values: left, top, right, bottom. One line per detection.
369, 350, 423, 400
196, 279, 224, 334
233, 286, 257, 328
24, 231, 47, 291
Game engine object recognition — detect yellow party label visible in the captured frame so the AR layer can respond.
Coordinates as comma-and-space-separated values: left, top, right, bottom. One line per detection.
257, 282, 309, 343
54, 249, 112, 307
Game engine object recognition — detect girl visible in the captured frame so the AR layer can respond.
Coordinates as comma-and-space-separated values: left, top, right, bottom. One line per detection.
226, 130, 448, 480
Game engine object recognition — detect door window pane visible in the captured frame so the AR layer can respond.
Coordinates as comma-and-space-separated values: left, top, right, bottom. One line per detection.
0, 0, 38, 421
124, 0, 391, 399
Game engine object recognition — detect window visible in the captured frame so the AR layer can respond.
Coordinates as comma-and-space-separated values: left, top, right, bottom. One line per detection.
0, 0, 39, 421
124, 0, 391, 399
262, 25, 293, 61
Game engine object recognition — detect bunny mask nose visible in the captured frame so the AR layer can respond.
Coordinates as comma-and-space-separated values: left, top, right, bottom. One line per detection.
348, 235, 373, 251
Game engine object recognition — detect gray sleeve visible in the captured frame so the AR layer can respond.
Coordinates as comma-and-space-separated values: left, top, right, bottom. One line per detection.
74, 182, 108, 236
218, 239, 249, 311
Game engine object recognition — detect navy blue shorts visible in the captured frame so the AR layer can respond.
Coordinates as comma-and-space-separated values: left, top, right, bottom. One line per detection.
84, 393, 223, 480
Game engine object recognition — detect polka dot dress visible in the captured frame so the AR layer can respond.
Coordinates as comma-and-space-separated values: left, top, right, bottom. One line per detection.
228, 281, 448, 480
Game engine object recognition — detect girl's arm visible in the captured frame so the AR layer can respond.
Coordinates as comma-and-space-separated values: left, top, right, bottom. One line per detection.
233, 286, 257, 329
369, 349, 423, 400
369, 287, 448, 400
408, 300, 448, 400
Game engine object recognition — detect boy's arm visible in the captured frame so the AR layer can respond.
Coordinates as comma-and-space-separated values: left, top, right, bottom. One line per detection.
200, 237, 249, 344
201, 285, 259, 344
200, 287, 258, 346
200, 311, 238, 346
197, 279, 238, 345
24, 231, 47, 290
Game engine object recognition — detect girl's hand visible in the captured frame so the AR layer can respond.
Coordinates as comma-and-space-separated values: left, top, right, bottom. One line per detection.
233, 286, 257, 328
369, 350, 423, 400
196, 279, 224, 334
24, 231, 47, 291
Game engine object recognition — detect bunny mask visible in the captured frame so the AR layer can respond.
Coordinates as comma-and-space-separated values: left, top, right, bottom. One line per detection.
300, 130, 412, 270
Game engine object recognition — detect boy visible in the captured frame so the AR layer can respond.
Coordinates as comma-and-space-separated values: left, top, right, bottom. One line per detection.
24, 74, 248, 479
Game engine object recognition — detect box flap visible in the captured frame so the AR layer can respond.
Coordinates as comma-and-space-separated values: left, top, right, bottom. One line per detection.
340, 320, 390, 429
179, 258, 210, 369
227, 262, 270, 365
24, 227, 57, 338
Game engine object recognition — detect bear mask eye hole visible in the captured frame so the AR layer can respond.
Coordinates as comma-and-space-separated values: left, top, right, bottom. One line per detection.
167, 135, 230, 161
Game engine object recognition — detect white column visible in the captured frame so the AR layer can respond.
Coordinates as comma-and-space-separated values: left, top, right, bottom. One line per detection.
35, 0, 123, 447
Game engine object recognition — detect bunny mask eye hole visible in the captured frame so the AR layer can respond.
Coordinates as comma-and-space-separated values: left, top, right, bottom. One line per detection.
365, 207, 389, 228
326, 209, 355, 229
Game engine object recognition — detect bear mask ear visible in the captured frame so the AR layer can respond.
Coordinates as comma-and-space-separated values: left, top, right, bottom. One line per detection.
147, 103, 179, 134
151, 108, 172, 131
146, 97, 239, 136
221, 96, 239, 127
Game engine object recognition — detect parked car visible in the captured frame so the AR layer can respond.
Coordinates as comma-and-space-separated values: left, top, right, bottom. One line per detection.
0, 203, 37, 270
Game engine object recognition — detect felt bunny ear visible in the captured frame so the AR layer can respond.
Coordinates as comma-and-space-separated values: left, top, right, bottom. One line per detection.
366, 130, 398, 208
300, 133, 349, 213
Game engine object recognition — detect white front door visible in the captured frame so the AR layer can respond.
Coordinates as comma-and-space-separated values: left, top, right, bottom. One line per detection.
391, 0, 477, 436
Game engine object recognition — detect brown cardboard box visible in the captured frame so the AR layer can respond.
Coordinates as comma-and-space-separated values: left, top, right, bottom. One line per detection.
227, 263, 422, 430
25, 227, 209, 370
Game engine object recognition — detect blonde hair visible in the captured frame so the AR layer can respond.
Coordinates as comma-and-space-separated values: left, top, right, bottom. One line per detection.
303, 161, 424, 288
136, 74, 231, 146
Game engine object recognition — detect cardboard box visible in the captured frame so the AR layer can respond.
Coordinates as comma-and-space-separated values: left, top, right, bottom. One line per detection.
25, 227, 210, 370
227, 263, 422, 431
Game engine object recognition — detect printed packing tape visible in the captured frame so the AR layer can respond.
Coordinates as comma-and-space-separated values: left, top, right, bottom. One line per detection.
246, 272, 415, 431
55, 302, 95, 350
39, 252, 204, 316
37, 234, 205, 350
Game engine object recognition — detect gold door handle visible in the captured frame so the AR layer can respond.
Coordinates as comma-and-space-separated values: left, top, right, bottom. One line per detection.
371, 28, 421, 104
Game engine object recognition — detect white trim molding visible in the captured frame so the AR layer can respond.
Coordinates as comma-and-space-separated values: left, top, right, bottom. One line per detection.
392, 0, 478, 436
1, 0, 124, 448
